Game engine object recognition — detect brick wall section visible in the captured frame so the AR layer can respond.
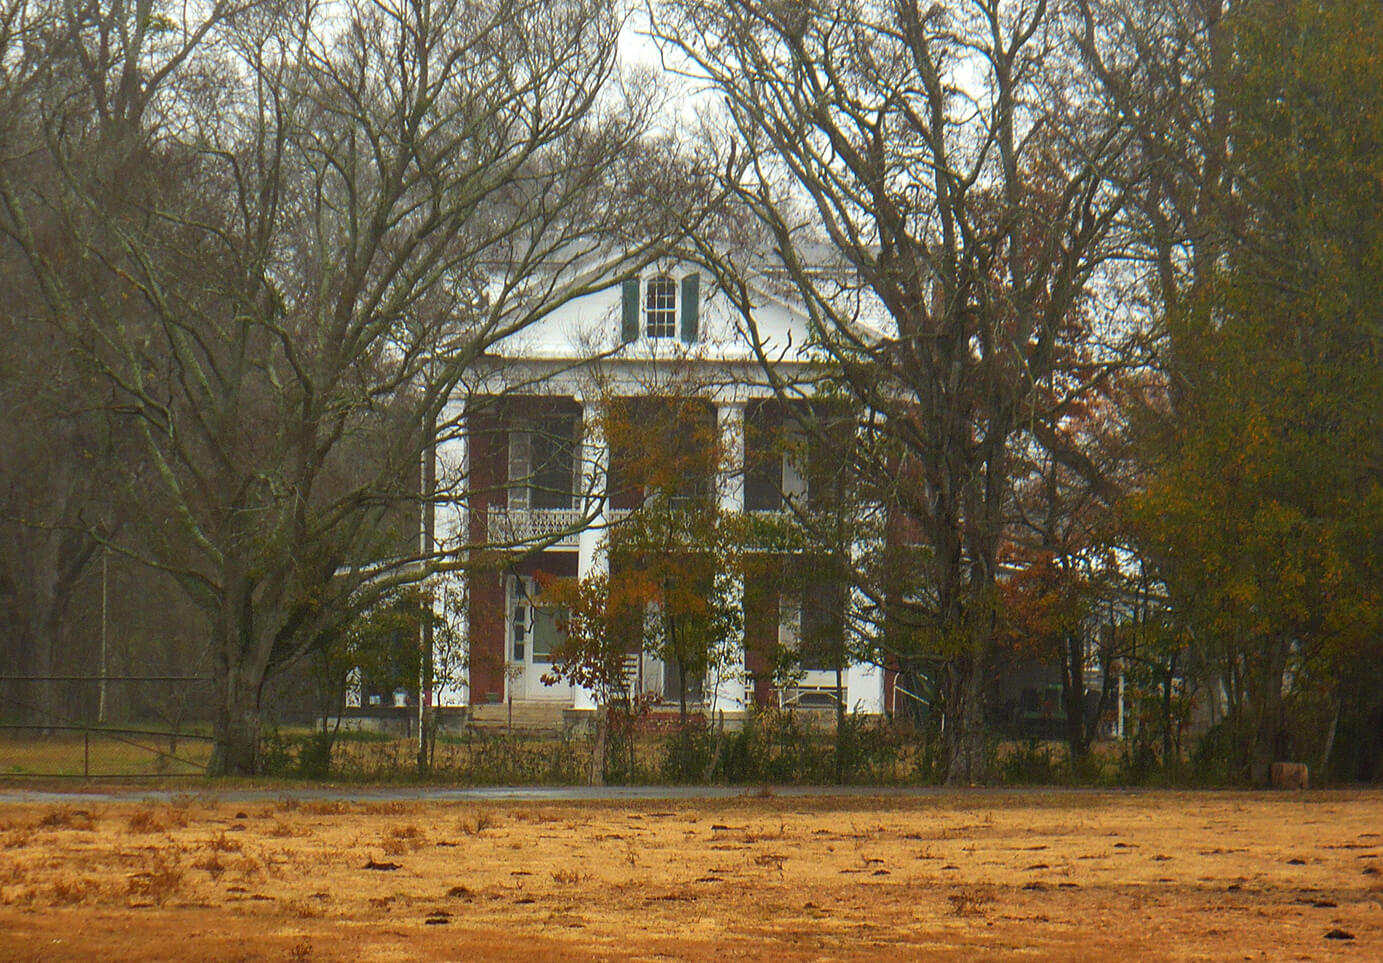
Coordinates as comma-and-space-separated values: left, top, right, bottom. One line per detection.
743, 559, 780, 707
468, 570, 506, 703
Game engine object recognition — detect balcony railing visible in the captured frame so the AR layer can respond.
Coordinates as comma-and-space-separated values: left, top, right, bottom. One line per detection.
486, 507, 582, 547
483, 505, 828, 553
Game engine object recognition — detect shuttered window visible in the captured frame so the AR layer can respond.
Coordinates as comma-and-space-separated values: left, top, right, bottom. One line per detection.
621, 272, 701, 344
645, 276, 677, 338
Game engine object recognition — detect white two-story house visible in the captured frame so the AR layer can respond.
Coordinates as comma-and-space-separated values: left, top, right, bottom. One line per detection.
422, 262, 893, 720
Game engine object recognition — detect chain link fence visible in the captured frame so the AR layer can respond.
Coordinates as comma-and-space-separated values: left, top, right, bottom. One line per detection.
0, 676, 215, 777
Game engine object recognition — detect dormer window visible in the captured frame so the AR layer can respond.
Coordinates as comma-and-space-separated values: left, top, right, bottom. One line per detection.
621, 272, 701, 344
644, 276, 678, 338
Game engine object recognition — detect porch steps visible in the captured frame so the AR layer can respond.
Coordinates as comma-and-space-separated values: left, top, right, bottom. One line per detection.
466, 702, 573, 732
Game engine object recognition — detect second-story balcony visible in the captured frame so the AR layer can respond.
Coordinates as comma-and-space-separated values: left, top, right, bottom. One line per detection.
486, 506, 582, 548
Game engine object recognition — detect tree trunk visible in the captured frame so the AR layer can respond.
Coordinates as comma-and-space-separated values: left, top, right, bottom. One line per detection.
1246, 636, 1290, 786
26, 613, 59, 732
1318, 694, 1340, 782
1160, 652, 1177, 770
208, 665, 263, 776
834, 663, 847, 784
677, 658, 690, 782
1062, 633, 1090, 763
943, 650, 986, 785
590, 704, 607, 787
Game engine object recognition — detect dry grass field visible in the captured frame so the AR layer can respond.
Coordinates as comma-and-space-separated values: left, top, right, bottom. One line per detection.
0, 789, 1378, 960
0, 735, 212, 778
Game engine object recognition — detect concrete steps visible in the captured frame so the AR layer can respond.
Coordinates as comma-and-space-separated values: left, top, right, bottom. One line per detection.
466, 701, 573, 732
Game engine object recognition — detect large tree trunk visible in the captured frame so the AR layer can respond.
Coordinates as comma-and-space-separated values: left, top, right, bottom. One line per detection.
943, 649, 986, 784
12, 525, 95, 730
209, 666, 263, 777
834, 663, 847, 784
207, 587, 273, 776
1063, 633, 1090, 763
1160, 652, 1178, 769
1246, 636, 1291, 786
24, 614, 59, 732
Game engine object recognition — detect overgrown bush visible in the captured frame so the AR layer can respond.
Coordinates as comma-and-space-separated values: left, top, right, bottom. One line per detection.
647, 709, 909, 785
1000, 739, 1063, 785
1189, 721, 1249, 786
259, 728, 336, 779
431, 730, 589, 785
1116, 736, 1164, 786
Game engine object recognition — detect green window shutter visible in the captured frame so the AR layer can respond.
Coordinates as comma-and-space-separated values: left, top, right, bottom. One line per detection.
621, 278, 640, 343
680, 273, 700, 343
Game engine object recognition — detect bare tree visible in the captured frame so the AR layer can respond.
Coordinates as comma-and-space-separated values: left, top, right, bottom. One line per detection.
0, 298, 107, 727
1, 0, 688, 773
653, 0, 1135, 781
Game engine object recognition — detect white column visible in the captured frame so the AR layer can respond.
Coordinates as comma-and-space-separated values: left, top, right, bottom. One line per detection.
712, 401, 748, 714
846, 660, 884, 714
572, 398, 608, 711
845, 530, 884, 713
577, 398, 609, 583
431, 403, 470, 707
717, 401, 746, 511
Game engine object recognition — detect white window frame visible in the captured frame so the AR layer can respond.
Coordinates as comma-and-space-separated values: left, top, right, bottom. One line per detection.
644, 275, 677, 339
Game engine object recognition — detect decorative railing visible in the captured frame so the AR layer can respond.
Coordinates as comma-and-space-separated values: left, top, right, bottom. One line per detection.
779, 684, 842, 709
485, 507, 582, 547
484, 505, 827, 553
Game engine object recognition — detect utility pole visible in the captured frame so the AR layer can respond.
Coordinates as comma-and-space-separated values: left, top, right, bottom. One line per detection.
418, 409, 437, 774
99, 551, 108, 725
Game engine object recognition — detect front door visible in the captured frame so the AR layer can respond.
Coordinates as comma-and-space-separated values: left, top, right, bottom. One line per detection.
506, 575, 572, 702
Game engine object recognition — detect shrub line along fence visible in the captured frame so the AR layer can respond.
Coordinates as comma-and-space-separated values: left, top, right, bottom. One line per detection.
3, 676, 1299, 785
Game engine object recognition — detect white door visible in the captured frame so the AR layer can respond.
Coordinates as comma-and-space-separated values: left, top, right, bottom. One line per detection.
506, 575, 572, 702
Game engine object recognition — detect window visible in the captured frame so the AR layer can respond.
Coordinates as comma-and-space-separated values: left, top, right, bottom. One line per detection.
745, 403, 808, 512
662, 657, 705, 705
508, 413, 578, 510
667, 410, 714, 506
645, 276, 677, 338
780, 576, 846, 673
509, 575, 567, 665
799, 586, 846, 671
529, 415, 578, 509
620, 273, 700, 344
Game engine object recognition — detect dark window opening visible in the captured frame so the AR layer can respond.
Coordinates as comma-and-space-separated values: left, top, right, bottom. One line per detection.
529, 414, 578, 509
795, 569, 847, 672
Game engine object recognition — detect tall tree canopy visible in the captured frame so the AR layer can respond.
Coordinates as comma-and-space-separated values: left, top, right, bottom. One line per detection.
0, 0, 685, 773
654, 0, 1136, 781
1129, 0, 1383, 782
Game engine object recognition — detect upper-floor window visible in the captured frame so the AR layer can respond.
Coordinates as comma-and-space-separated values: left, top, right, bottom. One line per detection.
644, 276, 677, 338
508, 412, 579, 510
745, 401, 808, 512
621, 272, 700, 344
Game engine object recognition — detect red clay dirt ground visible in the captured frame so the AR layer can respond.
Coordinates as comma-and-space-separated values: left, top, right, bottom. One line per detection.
0, 789, 1379, 960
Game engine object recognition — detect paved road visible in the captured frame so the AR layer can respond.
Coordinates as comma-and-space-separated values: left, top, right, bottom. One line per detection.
0, 783, 1166, 805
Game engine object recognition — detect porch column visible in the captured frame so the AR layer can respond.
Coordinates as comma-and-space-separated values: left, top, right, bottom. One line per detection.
845, 521, 884, 714
572, 398, 608, 711
846, 660, 884, 714
712, 401, 748, 714
431, 401, 470, 707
